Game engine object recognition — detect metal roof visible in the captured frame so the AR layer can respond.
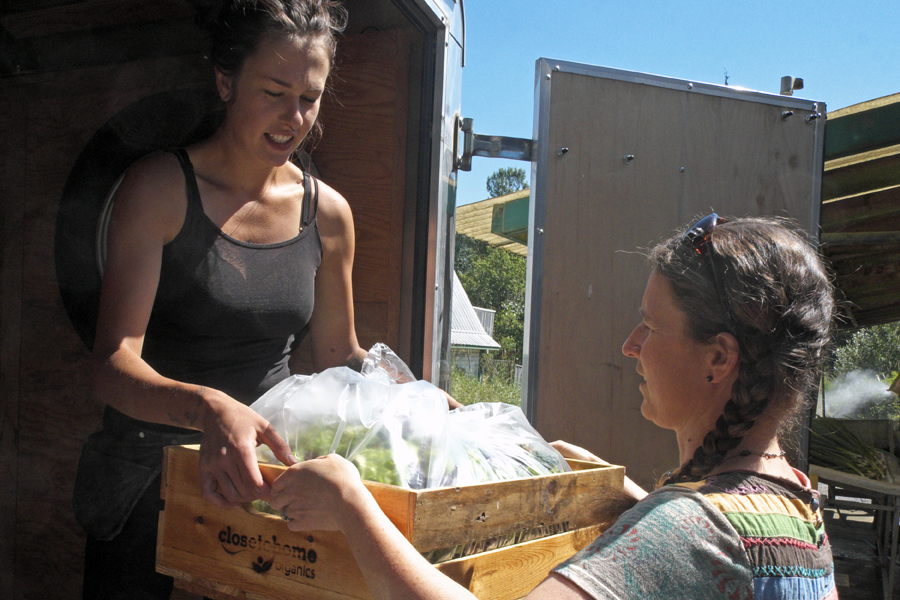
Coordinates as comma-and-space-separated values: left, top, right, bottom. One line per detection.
450, 271, 501, 350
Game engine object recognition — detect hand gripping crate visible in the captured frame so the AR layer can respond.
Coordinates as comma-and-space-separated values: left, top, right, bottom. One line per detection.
156, 445, 624, 599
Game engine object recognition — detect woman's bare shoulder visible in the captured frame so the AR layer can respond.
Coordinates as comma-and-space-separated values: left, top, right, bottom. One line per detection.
121, 150, 184, 191
112, 151, 189, 241
312, 176, 353, 235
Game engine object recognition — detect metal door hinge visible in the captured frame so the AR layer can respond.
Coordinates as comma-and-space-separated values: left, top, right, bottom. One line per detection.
455, 117, 534, 171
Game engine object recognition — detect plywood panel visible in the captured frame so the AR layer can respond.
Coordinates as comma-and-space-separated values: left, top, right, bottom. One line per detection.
530, 67, 822, 490
313, 30, 410, 358
5, 22, 416, 600
10, 54, 210, 599
0, 84, 26, 595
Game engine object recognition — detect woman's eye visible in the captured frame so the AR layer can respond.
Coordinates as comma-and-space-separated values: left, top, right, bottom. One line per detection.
300, 95, 318, 104
264, 90, 283, 97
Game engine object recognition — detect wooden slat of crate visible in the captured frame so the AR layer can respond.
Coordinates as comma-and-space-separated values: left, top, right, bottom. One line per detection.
158, 445, 621, 599
436, 524, 603, 600
405, 459, 614, 551
157, 490, 368, 599
166, 445, 622, 553
161, 523, 604, 600
162, 446, 420, 543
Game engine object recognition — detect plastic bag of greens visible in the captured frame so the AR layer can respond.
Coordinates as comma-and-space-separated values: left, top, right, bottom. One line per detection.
439, 402, 570, 486
251, 344, 568, 492
252, 361, 448, 488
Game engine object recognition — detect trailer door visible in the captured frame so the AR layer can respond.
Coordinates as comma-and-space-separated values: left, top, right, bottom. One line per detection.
522, 59, 825, 489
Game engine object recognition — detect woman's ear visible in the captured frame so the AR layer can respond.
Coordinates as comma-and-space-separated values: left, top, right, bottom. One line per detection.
215, 67, 234, 103
708, 332, 740, 382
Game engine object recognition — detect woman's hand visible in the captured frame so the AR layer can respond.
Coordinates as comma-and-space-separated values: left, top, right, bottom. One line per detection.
199, 392, 297, 508
551, 440, 648, 501
269, 454, 366, 532
444, 390, 464, 410
551, 440, 611, 465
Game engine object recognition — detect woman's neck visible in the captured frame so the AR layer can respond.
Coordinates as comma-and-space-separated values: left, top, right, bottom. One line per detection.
675, 411, 800, 483
707, 426, 799, 483
196, 129, 290, 197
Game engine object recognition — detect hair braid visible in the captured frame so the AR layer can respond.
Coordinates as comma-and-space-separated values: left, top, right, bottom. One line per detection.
654, 217, 835, 487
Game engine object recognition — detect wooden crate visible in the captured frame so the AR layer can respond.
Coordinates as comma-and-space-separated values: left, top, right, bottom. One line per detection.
157, 445, 623, 599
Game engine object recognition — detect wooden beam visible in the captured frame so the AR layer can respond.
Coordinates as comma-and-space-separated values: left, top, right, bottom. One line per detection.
822, 145, 900, 201
491, 196, 529, 244
825, 92, 900, 161
825, 250, 900, 270
820, 185, 900, 231
822, 232, 900, 246
456, 191, 529, 257
835, 277, 900, 302
851, 305, 900, 329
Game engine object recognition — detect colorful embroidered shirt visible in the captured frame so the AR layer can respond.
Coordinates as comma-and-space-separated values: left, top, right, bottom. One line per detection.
553, 469, 837, 599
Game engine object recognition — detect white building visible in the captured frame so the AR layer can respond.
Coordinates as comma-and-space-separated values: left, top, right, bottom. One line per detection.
450, 271, 501, 378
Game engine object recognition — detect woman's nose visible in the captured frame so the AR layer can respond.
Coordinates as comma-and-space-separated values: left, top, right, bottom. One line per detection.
283, 100, 303, 129
622, 324, 642, 358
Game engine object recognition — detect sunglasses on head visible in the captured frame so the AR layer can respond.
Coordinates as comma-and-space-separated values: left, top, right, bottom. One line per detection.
682, 213, 725, 250
681, 213, 736, 333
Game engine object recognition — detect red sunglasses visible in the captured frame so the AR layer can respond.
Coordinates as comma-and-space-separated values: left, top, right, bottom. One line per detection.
681, 213, 736, 333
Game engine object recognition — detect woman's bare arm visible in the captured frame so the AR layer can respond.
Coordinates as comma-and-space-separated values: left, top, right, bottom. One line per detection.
304, 181, 367, 372
91, 153, 295, 507
270, 455, 592, 600
551, 440, 648, 500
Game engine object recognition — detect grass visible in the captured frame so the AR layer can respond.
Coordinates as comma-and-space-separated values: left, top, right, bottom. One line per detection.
449, 369, 522, 406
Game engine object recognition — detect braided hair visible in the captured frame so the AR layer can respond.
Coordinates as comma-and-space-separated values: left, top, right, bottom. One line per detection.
652, 217, 835, 485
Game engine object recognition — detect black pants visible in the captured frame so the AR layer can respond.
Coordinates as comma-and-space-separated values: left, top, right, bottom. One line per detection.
82, 474, 174, 600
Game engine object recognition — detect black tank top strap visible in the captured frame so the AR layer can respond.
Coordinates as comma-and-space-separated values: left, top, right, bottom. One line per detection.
302, 171, 319, 227
171, 148, 203, 210
172, 148, 316, 229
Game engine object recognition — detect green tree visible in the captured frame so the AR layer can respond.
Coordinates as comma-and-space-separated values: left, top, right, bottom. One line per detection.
454, 233, 490, 277
486, 167, 529, 198
454, 233, 526, 364
831, 322, 900, 377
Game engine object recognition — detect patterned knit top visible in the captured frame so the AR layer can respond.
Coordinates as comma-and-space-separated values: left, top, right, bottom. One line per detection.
674, 470, 837, 599
553, 468, 838, 599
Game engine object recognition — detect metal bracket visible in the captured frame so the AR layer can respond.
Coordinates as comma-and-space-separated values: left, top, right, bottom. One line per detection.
455, 117, 534, 171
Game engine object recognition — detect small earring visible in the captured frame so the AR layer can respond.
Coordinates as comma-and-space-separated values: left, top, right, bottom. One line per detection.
706, 375, 713, 382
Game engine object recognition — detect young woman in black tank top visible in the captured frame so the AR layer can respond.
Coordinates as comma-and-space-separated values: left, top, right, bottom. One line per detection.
77, 2, 423, 598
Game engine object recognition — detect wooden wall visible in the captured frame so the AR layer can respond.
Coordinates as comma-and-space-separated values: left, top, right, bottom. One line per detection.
1, 54, 213, 599
0, 26, 412, 599
291, 30, 410, 372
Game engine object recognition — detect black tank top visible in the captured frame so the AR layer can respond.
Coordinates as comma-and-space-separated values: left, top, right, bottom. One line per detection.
141, 149, 321, 404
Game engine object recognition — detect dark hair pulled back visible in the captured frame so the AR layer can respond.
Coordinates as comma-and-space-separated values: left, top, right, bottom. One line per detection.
199, 0, 347, 156
205, 0, 347, 74
652, 217, 835, 485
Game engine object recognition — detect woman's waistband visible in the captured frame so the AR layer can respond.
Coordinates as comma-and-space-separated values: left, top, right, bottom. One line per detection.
102, 405, 202, 445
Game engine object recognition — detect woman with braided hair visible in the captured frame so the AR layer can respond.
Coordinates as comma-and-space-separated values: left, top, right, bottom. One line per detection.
266, 214, 838, 599
547, 214, 839, 599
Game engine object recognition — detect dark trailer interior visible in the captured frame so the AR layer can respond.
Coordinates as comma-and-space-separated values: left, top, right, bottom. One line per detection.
0, 0, 463, 596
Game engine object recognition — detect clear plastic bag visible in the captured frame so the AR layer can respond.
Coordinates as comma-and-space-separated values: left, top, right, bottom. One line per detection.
251, 344, 570, 490
439, 402, 570, 486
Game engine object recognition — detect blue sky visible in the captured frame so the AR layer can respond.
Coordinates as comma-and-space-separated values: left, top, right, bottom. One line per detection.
455, 0, 899, 207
